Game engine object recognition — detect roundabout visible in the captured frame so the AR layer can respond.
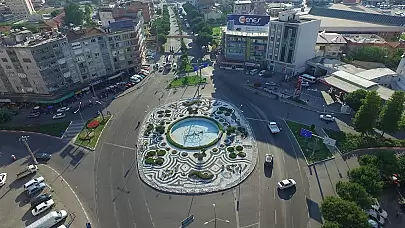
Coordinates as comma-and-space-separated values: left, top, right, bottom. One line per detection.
137, 98, 258, 194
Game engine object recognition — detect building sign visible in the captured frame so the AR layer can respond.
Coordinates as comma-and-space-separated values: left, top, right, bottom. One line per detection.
227, 14, 270, 27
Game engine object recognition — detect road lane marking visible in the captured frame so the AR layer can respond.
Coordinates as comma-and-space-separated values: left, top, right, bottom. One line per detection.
274, 189, 276, 199
274, 210, 277, 224
241, 222, 259, 228
127, 198, 137, 228
282, 153, 286, 164
110, 165, 122, 228
103, 142, 137, 150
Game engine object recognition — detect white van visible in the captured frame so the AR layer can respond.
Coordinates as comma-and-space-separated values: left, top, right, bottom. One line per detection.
24, 176, 45, 190
300, 74, 316, 83
26, 210, 67, 228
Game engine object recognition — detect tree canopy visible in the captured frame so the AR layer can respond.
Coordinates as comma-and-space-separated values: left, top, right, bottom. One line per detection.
350, 46, 404, 69
322, 221, 342, 228
196, 32, 213, 47
0, 109, 13, 124
344, 90, 368, 111
321, 196, 369, 228
353, 91, 382, 134
359, 154, 378, 167
375, 151, 399, 176
379, 91, 405, 136
336, 181, 374, 209
398, 155, 405, 177
64, 2, 84, 26
348, 165, 383, 197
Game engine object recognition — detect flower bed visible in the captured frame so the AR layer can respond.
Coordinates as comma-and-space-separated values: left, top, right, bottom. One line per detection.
75, 115, 111, 150
87, 120, 100, 129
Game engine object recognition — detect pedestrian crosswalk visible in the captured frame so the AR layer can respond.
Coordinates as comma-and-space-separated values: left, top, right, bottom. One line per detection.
61, 121, 85, 141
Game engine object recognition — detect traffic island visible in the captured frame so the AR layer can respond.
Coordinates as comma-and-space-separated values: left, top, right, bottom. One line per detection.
74, 115, 111, 151
137, 98, 258, 194
285, 120, 333, 165
0, 121, 71, 137
168, 75, 207, 88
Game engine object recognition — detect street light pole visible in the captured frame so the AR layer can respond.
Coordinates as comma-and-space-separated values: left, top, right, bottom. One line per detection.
213, 203, 217, 228
19, 136, 38, 165
78, 102, 85, 123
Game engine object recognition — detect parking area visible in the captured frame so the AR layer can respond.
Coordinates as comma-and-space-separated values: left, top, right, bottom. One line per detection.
0, 162, 89, 228
378, 188, 405, 228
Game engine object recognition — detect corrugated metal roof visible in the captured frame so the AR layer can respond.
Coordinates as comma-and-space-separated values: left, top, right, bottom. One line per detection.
332, 71, 377, 89
323, 75, 362, 93
355, 68, 397, 81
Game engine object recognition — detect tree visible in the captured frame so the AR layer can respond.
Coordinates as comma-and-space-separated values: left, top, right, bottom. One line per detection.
192, 21, 206, 34
322, 221, 341, 228
375, 151, 399, 176
156, 8, 162, 15
348, 165, 383, 196
50, 9, 62, 17
344, 90, 368, 111
359, 154, 378, 167
64, 2, 84, 26
157, 33, 167, 45
353, 91, 381, 134
196, 33, 213, 47
321, 196, 369, 228
336, 181, 373, 209
191, 17, 204, 25
84, 5, 92, 23
379, 91, 405, 136
200, 25, 213, 35
0, 109, 13, 124
398, 155, 405, 177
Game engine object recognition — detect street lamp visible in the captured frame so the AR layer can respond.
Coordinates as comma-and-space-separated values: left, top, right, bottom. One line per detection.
19, 136, 38, 165
203, 204, 230, 227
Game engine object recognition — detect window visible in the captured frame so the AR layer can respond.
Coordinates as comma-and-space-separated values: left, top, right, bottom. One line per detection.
1, 58, 7, 62
22, 58, 31, 63
6, 65, 12, 69
91, 39, 96, 43
94, 53, 100, 57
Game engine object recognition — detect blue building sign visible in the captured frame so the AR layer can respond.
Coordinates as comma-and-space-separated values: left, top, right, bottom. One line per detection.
227, 14, 270, 26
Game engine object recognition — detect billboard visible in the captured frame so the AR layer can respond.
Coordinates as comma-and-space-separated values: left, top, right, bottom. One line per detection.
227, 14, 270, 27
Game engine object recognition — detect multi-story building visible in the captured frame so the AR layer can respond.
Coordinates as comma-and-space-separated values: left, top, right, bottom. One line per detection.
233, 0, 252, 14
267, 11, 320, 76
315, 32, 346, 58
99, 7, 115, 28
114, 0, 153, 23
4, 0, 35, 18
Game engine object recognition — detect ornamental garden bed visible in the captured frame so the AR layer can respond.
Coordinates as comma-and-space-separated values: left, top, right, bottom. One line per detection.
75, 115, 111, 150
286, 120, 333, 164
168, 75, 207, 88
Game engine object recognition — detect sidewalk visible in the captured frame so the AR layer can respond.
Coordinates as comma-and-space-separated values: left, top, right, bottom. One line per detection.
38, 165, 92, 227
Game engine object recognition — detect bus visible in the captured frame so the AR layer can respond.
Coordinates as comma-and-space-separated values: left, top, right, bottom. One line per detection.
300, 74, 316, 83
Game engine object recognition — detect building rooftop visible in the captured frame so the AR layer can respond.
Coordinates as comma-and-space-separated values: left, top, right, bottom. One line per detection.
355, 68, 398, 81
66, 27, 105, 42
224, 29, 268, 37
332, 70, 377, 89
328, 3, 381, 14
2, 31, 65, 47
317, 32, 346, 44
307, 57, 365, 74
343, 34, 386, 44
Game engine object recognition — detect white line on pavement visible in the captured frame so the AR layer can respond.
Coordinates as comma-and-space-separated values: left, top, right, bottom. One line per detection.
282, 153, 286, 164
110, 165, 122, 228
103, 142, 137, 151
127, 198, 137, 228
274, 209, 277, 224
273, 188, 276, 199
241, 222, 259, 228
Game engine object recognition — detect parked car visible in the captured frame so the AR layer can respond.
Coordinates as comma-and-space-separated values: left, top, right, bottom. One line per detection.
371, 204, 388, 219
265, 82, 276, 87
31, 193, 52, 207
28, 112, 41, 118
32, 199, 55, 216
367, 209, 385, 225
264, 154, 273, 166
35, 153, 51, 162
53, 113, 65, 119
0, 173, 7, 186
24, 176, 45, 190
258, 70, 267, 77
319, 114, 335, 122
367, 219, 379, 228
277, 179, 296, 189
26, 182, 46, 196
56, 107, 70, 112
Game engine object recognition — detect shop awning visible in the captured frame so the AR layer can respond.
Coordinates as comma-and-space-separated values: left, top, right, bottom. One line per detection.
36, 92, 75, 104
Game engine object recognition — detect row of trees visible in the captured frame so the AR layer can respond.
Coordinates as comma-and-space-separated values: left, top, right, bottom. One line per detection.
345, 90, 405, 136
321, 150, 405, 227
151, 5, 170, 47
348, 46, 403, 69
64, 2, 93, 26
182, 3, 213, 47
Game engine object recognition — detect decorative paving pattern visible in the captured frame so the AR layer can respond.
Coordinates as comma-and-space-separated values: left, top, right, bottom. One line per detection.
137, 98, 258, 194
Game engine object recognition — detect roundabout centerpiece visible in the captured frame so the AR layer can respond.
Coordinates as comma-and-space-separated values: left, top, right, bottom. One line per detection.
137, 98, 258, 194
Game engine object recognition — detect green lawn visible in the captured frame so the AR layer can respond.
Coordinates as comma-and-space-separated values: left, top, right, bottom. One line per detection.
286, 121, 333, 164
0, 121, 70, 137
212, 26, 222, 37
169, 75, 207, 88
324, 129, 405, 153
401, 34, 405, 40
75, 115, 111, 150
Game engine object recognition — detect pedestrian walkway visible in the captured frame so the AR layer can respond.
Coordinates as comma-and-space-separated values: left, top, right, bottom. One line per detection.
62, 121, 84, 141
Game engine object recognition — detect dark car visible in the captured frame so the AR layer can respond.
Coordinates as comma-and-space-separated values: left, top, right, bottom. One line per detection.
35, 153, 51, 162
26, 182, 46, 196
27, 112, 41, 118
31, 193, 52, 207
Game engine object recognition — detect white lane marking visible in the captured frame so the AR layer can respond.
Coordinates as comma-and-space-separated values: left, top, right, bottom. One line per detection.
43, 165, 91, 223
110, 165, 122, 228
274, 188, 276, 200
127, 198, 137, 228
241, 222, 259, 228
282, 153, 286, 164
103, 142, 137, 151
274, 209, 277, 224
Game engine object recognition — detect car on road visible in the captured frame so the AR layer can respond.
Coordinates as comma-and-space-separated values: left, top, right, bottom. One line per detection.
32, 199, 55, 216
28, 112, 41, 118
258, 70, 267, 77
0, 173, 7, 186
367, 219, 379, 228
52, 113, 65, 119
319, 114, 335, 122
277, 179, 296, 189
301, 81, 310, 87
31, 193, 52, 207
264, 154, 273, 166
371, 204, 388, 219
56, 107, 70, 112
24, 176, 45, 190
265, 82, 276, 87
367, 209, 385, 225
250, 69, 259, 75
26, 182, 46, 196
35, 153, 51, 162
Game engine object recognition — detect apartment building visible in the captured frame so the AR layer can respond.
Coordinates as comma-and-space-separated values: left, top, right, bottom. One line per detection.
315, 32, 346, 58
267, 11, 320, 77
233, 0, 252, 14
114, 0, 153, 23
4, 0, 35, 18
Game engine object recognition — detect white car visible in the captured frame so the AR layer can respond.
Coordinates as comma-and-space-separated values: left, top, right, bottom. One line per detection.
162, 61, 167, 66
0, 173, 7, 186
32, 199, 55, 216
368, 219, 379, 228
258, 70, 267, 77
371, 204, 388, 219
319, 114, 335, 122
24, 176, 45, 190
367, 209, 385, 225
53, 113, 65, 119
250, 69, 259, 75
56, 107, 70, 112
265, 154, 273, 166
277, 179, 296, 189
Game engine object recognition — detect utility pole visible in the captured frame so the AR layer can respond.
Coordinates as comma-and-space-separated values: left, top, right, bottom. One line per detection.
19, 136, 38, 165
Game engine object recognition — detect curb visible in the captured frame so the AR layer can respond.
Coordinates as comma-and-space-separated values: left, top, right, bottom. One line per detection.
0, 129, 64, 140
74, 115, 113, 151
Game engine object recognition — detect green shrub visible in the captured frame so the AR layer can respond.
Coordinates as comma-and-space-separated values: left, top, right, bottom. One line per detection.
188, 170, 214, 180
145, 157, 155, 165
229, 152, 237, 159
235, 145, 243, 151
181, 152, 188, 157
155, 158, 164, 165
171, 150, 178, 154
238, 152, 246, 157
157, 150, 166, 156
155, 125, 165, 134
212, 148, 218, 152
146, 151, 156, 157
226, 126, 236, 134
227, 147, 235, 152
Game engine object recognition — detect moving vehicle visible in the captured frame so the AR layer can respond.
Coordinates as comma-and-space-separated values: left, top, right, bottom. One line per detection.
268, 122, 281, 134
265, 82, 276, 87
300, 74, 316, 83
53, 113, 65, 119
56, 107, 70, 113
26, 182, 46, 196
26, 210, 68, 228
264, 154, 273, 167
0, 173, 7, 186
301, 81, 310, 87
31, 193, 52, 207
16, 165, 38, 179
28, 112, 41, 118
250, 69, 259, 75
367, 209, 385, 225
278, 179, 296, 189
258, 70, 267, 77
35, 153, 51, 162
32, 199, 55, 216
24, 176, 45, 190
319, 114, 335, 122
371, 204, 388, 219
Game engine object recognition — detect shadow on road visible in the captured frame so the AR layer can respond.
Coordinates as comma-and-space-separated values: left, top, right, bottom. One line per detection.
306, 197, 323, 223
311, 165, 325, 200
263, 165, 273, 178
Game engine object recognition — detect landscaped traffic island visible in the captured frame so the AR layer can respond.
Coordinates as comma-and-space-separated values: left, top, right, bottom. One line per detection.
74, 115, 111, 150
168, 75, 207, 88
137, 98, 257, 194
